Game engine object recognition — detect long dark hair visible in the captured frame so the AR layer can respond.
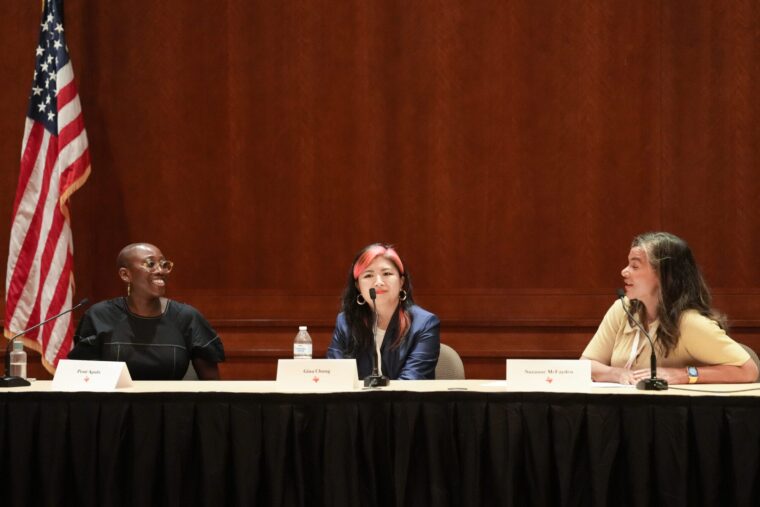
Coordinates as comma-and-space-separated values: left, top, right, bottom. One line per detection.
630, 232, 725, 357
339, 243, 414, 357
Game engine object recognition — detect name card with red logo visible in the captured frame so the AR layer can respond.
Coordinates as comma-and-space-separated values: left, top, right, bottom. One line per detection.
52, 359, 133, 391
276, 359, 359, 391
505, 359, 591, 391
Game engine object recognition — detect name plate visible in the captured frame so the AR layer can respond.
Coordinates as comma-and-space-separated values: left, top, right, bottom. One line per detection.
276, 359, 358, 391
506, 359, 591, 391
52, 359, 133, 391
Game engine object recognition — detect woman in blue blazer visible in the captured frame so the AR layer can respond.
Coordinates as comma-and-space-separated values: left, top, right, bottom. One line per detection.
327, 243, 440, 380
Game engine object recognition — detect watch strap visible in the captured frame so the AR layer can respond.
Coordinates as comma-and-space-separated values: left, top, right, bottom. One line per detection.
687, 366, 699, 384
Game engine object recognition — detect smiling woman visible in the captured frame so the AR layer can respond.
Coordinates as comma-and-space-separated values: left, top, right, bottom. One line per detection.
67, 243, 225, 380
327, 243, 441, 380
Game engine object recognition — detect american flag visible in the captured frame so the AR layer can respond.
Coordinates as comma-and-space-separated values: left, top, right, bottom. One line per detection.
4, 0, 90, 372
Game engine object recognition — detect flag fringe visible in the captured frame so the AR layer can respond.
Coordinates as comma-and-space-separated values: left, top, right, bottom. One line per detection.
59, 164, 91, 217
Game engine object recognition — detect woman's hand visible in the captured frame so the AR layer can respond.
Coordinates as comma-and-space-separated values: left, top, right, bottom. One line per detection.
631, 367, 687, 384
585, 358, 638, 384
613, 368, 638, 385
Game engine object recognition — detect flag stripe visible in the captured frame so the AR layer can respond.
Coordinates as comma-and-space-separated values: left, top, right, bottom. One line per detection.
6, 128, 49, 290
56, 68, 77, 109
51, 308, 74, 367
12, 121, 45, 217
57, 105, 83, 149
40, 235, 72, 351
6, 135, 59, 324
28, 195, 67, 345
59, 146, 90, 198
58, 120, 88, 173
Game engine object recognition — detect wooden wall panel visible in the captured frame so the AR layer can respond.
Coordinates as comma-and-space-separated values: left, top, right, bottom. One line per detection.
0, 1, 759, 380
660, 0, 760, 288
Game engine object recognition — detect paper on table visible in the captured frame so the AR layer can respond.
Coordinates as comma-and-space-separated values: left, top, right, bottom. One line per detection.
592, 382, 636, 388
480, 380, 635, 388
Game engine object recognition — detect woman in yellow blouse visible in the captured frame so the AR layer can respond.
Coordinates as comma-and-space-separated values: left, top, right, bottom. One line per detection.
582, 232, 758, 385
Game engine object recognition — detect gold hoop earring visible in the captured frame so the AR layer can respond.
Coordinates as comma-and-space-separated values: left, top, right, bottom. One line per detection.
356, 294, 366, 305
399, 290, 407, 301
127, 283, 131, 297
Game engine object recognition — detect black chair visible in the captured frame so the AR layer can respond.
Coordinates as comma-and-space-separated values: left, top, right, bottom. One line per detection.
183, 362, 199, 380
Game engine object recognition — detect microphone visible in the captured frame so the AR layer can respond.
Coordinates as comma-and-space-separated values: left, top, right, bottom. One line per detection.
1, 298, 89, 388
363, 288, 389, 388
616, 289, 668, 391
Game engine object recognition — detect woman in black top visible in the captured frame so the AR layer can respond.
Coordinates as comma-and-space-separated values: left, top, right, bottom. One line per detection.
68, 243, 224, 380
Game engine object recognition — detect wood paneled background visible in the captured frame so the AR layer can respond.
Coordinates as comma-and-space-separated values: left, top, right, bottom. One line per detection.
1, 1, 759, 379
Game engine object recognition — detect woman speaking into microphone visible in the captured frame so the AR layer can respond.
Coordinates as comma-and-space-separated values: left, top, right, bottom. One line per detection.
581, 232, 757, 385
327, 243, 440, 380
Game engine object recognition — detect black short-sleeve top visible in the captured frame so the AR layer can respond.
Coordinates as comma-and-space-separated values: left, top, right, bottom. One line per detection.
68, 298, 225, 380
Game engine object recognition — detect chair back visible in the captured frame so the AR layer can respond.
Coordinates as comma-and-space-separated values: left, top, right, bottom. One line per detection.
183, 362, 199, 380
739, 343, 760, 382
435, 343, 465, 380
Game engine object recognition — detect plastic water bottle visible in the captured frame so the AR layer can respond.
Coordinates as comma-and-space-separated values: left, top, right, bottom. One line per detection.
9, 340, 27, 379
293, 326, 313, 359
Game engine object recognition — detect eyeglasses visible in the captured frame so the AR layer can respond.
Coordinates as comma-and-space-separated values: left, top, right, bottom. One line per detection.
141, 258, 174, 273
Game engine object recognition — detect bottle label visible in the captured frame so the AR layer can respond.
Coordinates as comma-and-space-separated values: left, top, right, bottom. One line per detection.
293, 343, 312, 358
10, 362, 27, 379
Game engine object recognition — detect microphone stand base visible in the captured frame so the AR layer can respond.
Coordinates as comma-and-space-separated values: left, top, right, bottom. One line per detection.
0, 376, 31, 388
636, 378, 668, 391
363, 375, 390, 388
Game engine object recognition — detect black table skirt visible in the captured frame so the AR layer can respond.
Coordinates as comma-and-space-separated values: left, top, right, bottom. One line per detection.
1, 390, 759, 507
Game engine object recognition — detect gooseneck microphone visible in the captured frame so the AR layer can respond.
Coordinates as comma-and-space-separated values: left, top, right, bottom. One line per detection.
1, 298, 89, 388
363, 288, 389, 388
616, 289, 668, 391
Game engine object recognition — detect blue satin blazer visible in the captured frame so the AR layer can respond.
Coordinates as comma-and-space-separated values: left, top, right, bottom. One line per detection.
327, 304, 440, 380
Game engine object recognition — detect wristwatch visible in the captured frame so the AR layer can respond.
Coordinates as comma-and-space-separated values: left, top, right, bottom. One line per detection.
687, 366, 699, 384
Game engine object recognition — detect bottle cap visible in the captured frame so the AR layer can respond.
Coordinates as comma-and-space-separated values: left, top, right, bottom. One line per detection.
13, 340, 24, 351
299, 326, 307, 331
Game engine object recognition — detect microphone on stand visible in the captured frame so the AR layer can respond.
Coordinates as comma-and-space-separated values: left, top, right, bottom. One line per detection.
363, 288, 389, 388
1, 298, 89, 388
616, 289, 668, 391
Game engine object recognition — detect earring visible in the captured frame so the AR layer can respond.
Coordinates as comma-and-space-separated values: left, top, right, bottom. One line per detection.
127, 283, 131, 297
356, 294, 366, 305
399, 290, 407, 301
